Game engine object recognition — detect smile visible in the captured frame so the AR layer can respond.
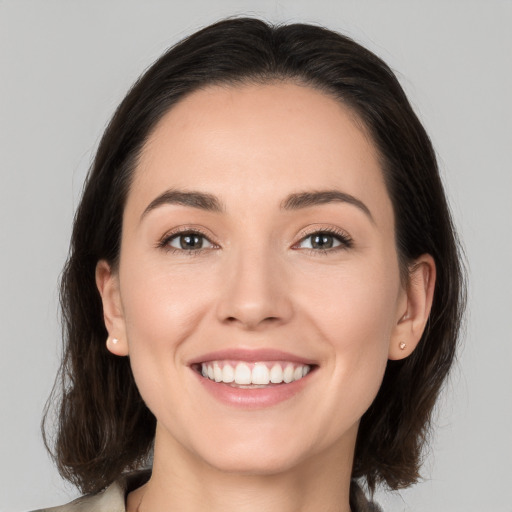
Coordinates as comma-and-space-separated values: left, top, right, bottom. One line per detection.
199, 361, 312, 387
190, 349, 317, 408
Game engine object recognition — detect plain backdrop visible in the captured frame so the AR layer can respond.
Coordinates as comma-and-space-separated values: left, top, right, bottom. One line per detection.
1, 1, 511, 511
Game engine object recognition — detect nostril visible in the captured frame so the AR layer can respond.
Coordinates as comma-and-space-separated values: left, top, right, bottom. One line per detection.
223, 315, 281, 329
226, 315, 279, 322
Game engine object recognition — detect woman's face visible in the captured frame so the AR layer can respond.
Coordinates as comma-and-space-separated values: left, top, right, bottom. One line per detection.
99, 83, 419, 475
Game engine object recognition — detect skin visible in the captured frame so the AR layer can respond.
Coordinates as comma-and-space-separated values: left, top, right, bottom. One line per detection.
96, 82, 435, 512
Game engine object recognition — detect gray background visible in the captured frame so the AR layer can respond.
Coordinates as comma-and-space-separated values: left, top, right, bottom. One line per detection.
1, 1, 511, 511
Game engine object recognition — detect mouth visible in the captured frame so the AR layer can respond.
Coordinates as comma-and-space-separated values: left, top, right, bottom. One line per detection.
189, 349, 317, 408
193, 360, 313, 388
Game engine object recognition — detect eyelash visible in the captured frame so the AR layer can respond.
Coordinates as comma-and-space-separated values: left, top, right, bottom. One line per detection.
294, 227, 354, 255
157, 227, 353, 255
157, 227, 217, 255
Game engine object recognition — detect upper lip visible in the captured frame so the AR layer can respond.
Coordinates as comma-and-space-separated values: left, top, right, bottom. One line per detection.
188, 348, 318, 366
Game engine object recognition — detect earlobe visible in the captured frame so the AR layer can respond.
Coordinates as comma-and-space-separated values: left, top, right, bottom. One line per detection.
95, 260, 129, 356
389, 254, 436, 360
105, 335, 128, 357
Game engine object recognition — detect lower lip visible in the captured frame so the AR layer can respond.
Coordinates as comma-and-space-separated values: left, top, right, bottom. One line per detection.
193, 370, 312, 409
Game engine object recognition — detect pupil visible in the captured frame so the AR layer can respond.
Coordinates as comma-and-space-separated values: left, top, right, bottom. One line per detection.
180, 234, 202, 249
312, 234, 333, 249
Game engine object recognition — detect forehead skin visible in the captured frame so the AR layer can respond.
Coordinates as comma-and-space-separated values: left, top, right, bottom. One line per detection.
125, 82, 394, 244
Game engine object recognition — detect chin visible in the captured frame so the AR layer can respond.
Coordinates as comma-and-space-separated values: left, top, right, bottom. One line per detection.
202, 444, 308, 476
184, 421, 324, 476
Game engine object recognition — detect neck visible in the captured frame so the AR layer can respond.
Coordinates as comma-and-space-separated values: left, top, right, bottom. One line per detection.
129, 423, 356, 512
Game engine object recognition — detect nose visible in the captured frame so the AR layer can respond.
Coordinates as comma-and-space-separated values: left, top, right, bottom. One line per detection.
215, 246, 294, 330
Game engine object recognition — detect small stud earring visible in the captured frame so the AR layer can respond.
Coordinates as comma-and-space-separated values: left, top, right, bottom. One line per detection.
399, 342, 407, 350
107, 337, 119, 347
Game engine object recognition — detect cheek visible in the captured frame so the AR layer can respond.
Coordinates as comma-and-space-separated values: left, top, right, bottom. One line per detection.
117, 258, 218, 407
120, 259, 215, 343
299, 257, 400, 349
298, 261, 400, 417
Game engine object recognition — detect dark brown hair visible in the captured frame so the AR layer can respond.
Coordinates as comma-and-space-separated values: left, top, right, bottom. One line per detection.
43, 17, 465, 495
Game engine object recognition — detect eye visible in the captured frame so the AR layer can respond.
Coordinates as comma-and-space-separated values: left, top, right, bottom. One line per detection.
165, 231, 214, 251
296, 230, 352, 251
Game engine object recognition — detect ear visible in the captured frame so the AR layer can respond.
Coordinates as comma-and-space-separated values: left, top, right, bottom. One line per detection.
95, 260, 129, 356
389, 254, 436, 360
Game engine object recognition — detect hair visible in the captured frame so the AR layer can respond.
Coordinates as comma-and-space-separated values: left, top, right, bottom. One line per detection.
43, 17, 465, 496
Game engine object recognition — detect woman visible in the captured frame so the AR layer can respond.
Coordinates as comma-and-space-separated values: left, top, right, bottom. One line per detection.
38, 17, 465, 512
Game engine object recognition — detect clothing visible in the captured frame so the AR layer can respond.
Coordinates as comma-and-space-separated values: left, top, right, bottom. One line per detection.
32, 471, 382, 512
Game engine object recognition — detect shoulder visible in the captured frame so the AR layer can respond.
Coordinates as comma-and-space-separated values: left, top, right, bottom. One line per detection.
29, 480, 126, 512
29, 469, 150, 512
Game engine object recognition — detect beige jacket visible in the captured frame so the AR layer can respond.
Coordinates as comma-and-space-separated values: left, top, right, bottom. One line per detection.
33, 472, 382, 512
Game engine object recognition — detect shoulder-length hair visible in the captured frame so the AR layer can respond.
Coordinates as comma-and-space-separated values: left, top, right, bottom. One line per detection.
43, 17, 465, 495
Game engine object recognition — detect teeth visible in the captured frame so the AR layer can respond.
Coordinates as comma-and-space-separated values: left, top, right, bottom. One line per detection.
283, 364, 294, 383
252, 364, 270, 385
213, 363, 223, 382
222, 363, 235, 383
270, 363, 283, 383
293, 366, 303, 381
234, 363, 252, 385
200, 361, 311, 386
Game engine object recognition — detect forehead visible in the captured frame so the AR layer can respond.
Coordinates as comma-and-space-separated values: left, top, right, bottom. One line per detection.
127, 82, 391, 221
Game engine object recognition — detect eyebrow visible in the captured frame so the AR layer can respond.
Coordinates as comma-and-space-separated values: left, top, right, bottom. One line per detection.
141, 189, 224, 220
140, 188, 373, 223
281, 190, 374, 223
